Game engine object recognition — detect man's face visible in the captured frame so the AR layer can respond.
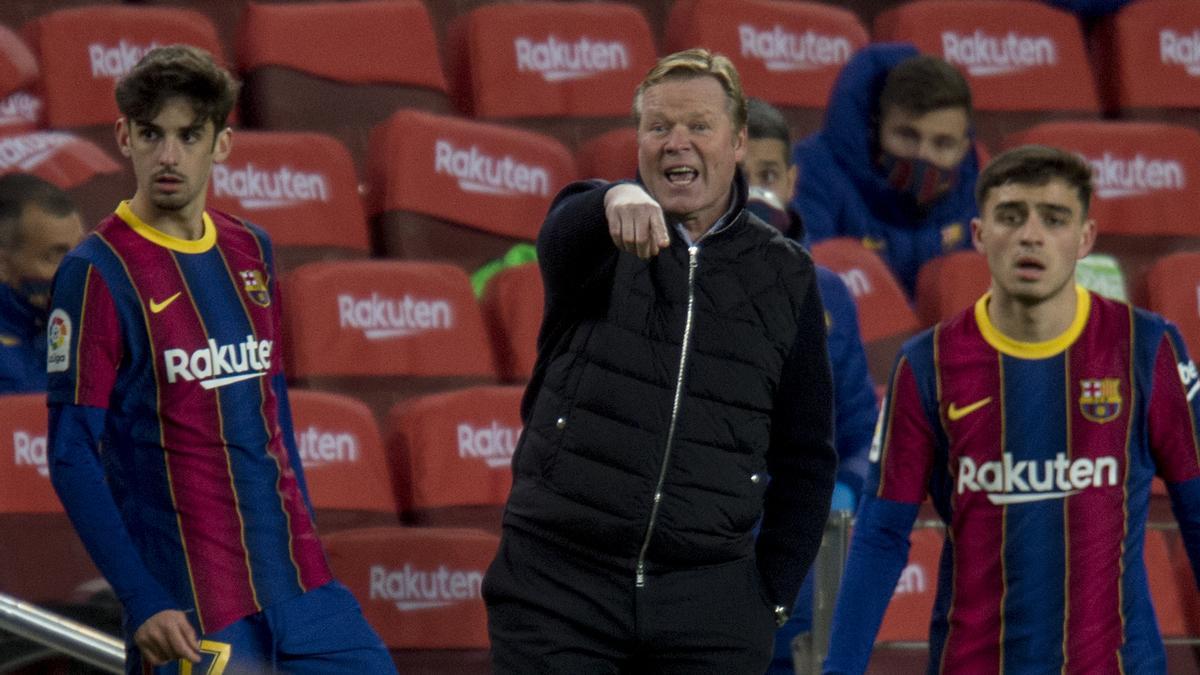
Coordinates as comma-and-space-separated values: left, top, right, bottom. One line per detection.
116, 96, 230, 216
1, 204, 83, 309
637, 76, 746, 231
744, 137, 797, 205
877, 105, 970, 171
972, 178, 1095, 306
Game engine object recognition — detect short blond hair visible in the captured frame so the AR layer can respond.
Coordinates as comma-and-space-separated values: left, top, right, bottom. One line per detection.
633, 48, 747, 132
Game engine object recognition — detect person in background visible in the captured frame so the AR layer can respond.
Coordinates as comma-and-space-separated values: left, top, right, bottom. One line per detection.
0, 173, 83, 394
824, 145, 1200, 674
743, 97, 877, 675
792, 43, 981, 297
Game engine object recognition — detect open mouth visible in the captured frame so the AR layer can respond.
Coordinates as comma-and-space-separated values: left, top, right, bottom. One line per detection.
664, 166, 698, 185
1015, 256, 1045, 278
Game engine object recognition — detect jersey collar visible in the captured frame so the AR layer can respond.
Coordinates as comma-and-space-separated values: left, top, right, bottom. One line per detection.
974, 285, 1090, 360
116, 201, 216, 254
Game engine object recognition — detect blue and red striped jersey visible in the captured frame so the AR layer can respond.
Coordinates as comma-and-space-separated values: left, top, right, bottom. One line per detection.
46, 202, 331, 633
827, 286, 1200, 674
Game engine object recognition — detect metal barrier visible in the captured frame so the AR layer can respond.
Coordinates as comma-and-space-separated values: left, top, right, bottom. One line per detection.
0, 592, 124, 673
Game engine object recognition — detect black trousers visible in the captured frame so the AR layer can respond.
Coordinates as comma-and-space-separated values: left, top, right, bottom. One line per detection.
483, 528, 776, 674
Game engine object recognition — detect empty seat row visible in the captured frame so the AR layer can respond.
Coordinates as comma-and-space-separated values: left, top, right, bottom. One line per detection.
0, 0, 1197, 167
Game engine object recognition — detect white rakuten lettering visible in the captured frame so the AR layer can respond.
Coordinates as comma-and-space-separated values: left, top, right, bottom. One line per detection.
89, 40, 162, 78
369, 563, 483, 611
941, 30, 1056, 76
514, 35, 629, 82
0, 132, 74, 171
297, 427, 359, 468
957, 452, 1119, 504
0, 93, 40, 127
1087, 152, 1185, 198
211, 163, 330, 209
337, 293, 452, 340
894, 563, 926, 595
13, 431, 48, 477
433, 140, 550, 197
839, 268, 872, 298
457, 421, 521, 468
1160, 29, 1200, 76
163, 336, 272, 389
738, 24, 852, 72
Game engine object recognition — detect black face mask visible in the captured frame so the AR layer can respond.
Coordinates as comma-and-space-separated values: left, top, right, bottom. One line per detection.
15, 277, 52, 312
878, 149, 959, 206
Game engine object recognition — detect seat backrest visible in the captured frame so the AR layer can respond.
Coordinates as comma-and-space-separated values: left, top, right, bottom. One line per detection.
367, 109, 576, 271
915, 250, 990, 327
287, 388, 397, 530
206, 130, 369, 271
874, 0, 1098, 146
577, 126, 638, 182
812, 237, 919, 383
386, 385, 523, 530
0, 393, 58, 516
876, 525, 943, 644
324, 525, 498, 650
666, 0, 867, 135
481, 262, 544, 383
1145, 251, 1200, 359
1004, 121, 1200, 239
235, 0, 450, 167
24, 6, 224, 132
445, 1, 656, 122
1092, 0, 1200, 116
0, 24, 41, 133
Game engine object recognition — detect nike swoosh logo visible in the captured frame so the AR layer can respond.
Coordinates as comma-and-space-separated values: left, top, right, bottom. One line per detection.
947, 396, 992, 421
149, 292, 182, 314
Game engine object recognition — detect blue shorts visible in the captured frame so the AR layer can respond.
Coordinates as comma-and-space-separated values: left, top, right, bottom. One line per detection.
126, 581, 395, 675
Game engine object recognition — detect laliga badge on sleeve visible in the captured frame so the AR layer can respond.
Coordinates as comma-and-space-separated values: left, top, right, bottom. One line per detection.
47, 308, 71, 373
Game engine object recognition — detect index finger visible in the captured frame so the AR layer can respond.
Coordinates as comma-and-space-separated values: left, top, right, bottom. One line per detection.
650, 207, 669, 249
167, 620, 202, 664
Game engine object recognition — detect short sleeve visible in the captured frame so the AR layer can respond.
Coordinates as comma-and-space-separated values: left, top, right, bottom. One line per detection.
869, 354, 937, 504
1149, 323, 1200, 484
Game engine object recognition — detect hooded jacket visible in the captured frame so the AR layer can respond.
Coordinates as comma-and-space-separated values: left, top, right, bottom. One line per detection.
0, 283, 47, 394
790, 43, 981, 296
504, 172, 837, 609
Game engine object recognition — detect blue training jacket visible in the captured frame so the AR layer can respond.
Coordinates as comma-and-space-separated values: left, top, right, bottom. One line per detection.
0, 283, 47, 394
790, 43, 981, 297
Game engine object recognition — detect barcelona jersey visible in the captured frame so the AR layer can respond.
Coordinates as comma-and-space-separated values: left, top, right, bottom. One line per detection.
46, 202, 331, 634
827, 286, 1200, 674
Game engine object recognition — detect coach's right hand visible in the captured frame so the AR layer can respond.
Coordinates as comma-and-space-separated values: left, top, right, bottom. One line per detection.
134, 609, 202, 665
605, 183, 670, 259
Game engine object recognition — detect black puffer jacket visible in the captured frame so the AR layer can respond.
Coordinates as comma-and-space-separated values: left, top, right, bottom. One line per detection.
505, 173, 836, 608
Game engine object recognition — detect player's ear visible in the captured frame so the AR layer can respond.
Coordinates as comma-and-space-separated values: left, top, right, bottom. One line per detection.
1077, 217, 1097, 260
212, 127, 232, 163
970, 217, 985, 253
115, 117, 131, 158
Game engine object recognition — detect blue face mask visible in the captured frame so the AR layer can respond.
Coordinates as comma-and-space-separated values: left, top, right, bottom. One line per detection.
878, 149, 959, 207
15, 277, 52, 312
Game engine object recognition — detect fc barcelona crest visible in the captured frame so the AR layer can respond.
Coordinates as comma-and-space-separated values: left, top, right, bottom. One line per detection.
1079, 378, 1122, 423
240, 269, 270, 307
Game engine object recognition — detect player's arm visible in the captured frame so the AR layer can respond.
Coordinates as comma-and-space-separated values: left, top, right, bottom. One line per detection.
757, 264, 837, 613
823, 354, 933, 675
1147, 324, 1200, 584
44, 256, 199, 664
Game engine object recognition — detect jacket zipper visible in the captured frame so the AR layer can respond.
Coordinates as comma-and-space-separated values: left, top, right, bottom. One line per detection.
636, 245, 700, 588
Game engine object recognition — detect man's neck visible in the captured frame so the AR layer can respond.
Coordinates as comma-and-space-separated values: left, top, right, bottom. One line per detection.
987, 283, 1079, 344
127, 194, 206, 241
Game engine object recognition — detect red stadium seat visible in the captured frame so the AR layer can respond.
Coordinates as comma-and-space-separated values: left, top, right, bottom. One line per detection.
480, 262, 543, 383
324, 526, 496, 671
876, 525, 942, 644
282, 260, 499, 419
237, 0, 451, 169
1003, 121, 1200, 302
366, 109, 577, 272
385, 386, 524, 532
0, 130, 124, 228
666, 0, 868, 138
812, 237, 920, 384
205, 130, 369, 272
1092, 0, 1200, 127
1144, 252, 1200, 360
445, 1, 657, 149
287, 389, 398, 532
1145, 528, 1189, 639
0, 24, 41, 134
0, 394, 105, 606
577, 126, 637, 182
874, 0, 1100, 149
915, 250, 990, 328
